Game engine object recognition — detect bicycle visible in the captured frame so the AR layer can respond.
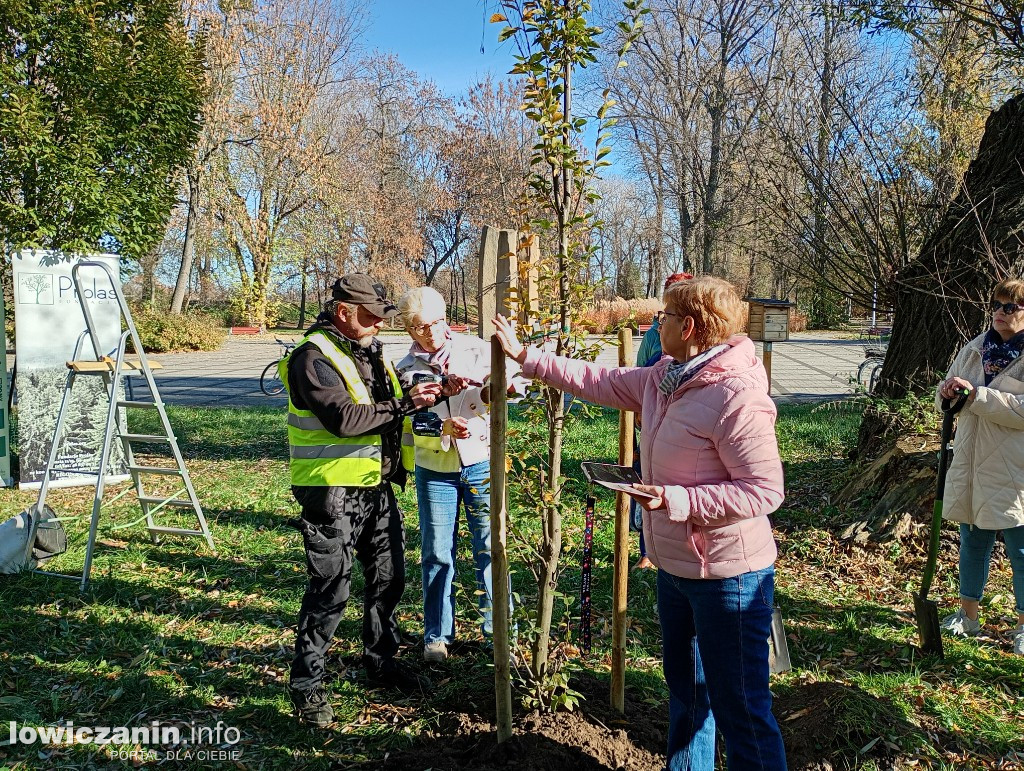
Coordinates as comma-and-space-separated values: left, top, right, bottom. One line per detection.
261, 338, 296, 396
856, 337, 888, 394
856, 355, 885, 393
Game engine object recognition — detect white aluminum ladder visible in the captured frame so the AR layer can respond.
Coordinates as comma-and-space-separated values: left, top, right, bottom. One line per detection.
26, 260, 215, 591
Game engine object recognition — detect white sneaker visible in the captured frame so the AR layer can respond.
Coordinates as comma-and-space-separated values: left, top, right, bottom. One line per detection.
940, 609, 981, 637
1012, 625, 1024, 655
423, 641, 448, 663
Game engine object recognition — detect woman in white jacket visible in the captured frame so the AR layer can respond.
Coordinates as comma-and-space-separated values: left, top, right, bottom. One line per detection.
395, 287, 525, 663
937, 278, 1024, 655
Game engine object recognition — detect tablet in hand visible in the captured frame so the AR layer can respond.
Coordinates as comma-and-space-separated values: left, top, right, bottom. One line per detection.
581, 462, 657, 498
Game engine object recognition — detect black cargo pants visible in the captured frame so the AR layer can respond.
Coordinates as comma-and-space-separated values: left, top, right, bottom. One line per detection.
289, 483, 405, 692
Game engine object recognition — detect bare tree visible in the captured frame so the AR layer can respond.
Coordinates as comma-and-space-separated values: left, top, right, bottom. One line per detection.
213, 0, 364, 328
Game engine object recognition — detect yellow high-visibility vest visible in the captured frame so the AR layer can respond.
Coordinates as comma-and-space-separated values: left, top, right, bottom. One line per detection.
279, 329, 414, 487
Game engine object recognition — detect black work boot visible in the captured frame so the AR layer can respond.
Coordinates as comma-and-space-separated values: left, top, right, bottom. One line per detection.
366, 658, 431, 694
288, 684, 334, 728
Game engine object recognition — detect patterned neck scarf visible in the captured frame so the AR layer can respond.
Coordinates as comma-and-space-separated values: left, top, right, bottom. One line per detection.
982, 327, 1024, 385
410, 326, 453, 373
658, 344, 729, 395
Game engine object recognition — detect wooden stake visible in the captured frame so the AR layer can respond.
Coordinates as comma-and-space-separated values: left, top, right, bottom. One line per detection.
763, 341, 773, 395
611, 327, 635, 712
489, 336, 513, 743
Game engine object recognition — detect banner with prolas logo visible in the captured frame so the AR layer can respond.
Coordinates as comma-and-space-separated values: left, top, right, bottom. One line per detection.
11, 250, 128, 489
0, 289, 11, 487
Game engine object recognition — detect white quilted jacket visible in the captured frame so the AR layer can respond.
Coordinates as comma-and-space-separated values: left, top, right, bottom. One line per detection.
938, 332, 1024, 529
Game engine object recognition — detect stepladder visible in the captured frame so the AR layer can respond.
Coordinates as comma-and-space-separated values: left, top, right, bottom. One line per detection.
25, 260, 215, 591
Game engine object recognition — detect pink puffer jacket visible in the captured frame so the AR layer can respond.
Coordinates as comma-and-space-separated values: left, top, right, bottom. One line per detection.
522, 335, 784, 579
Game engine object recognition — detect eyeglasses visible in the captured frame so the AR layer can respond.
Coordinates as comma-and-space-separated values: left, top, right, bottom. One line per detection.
654, 310, 684, 324
410, 318, 445, 335
990, 300, 1024, 315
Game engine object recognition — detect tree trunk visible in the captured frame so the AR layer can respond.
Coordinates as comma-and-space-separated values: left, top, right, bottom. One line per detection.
858, 93, 1024, 455
298, 258, 308, 329
170, 169, 199, 314
652, 188, 664, 295
532, 37, 571, 683
701, 58, 727, 275
809, 10, 836, 328
199, 254, 212, 302
459, 260, 468, 325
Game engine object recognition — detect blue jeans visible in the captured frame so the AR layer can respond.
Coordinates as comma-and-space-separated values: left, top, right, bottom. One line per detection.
959, 523, 1024, 614
657, 567, 787, 771
417, 461, 497, 644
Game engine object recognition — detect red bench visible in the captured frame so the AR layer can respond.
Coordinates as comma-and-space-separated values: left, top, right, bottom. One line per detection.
449, 323, 469, 333
229, 326, 261, 335
638, 324, 653, 334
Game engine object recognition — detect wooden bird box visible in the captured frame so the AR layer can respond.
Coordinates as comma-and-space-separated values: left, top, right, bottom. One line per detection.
745, 298, 795, 342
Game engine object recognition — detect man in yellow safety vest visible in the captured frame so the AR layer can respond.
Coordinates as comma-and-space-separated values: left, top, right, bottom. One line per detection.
281, 274, 443, 727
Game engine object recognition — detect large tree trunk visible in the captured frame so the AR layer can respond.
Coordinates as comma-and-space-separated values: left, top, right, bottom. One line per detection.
858, 93, 1024, 455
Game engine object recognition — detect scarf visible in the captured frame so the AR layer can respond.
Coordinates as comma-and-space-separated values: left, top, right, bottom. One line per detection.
658, 344, 729, 396
409, 327, 453, 373
982, 327, 1024, 385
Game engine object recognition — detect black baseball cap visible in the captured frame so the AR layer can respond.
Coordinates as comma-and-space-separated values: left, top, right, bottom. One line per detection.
330, 274, 399, 318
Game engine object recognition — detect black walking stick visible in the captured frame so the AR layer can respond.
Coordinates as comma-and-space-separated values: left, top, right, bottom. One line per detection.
913, 388, 970, 657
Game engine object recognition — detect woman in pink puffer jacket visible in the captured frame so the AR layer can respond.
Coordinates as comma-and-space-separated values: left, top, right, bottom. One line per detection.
494, 276, 787, 771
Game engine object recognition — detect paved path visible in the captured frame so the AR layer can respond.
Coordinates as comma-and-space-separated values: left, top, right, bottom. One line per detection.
130, 330, 872, 408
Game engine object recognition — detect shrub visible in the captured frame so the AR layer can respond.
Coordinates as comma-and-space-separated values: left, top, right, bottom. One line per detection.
129, 307, 226, 353
789, 310, 808, 333
579, 297, 662, 333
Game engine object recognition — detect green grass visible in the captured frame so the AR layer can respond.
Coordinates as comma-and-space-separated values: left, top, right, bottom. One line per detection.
0, 404, 1021, 768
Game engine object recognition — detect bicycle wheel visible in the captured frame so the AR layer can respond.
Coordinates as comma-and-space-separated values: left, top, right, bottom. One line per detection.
868, 360, 883, 394
260, 360, 285, 396
856, 357, 883, 391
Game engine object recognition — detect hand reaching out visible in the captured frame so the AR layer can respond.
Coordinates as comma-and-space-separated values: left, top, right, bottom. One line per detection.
492, 314, 526, 364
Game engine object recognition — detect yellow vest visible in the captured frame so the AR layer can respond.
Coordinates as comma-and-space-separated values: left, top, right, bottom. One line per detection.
279, 329, 415, 487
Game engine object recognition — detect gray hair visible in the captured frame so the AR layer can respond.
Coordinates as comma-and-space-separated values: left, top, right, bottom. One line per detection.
325, 299, 357, 317
397, 286, 447, 328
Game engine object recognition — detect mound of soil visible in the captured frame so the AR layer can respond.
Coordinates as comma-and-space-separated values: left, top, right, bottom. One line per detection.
345, 670, 906, 770
361, 672, 667, 771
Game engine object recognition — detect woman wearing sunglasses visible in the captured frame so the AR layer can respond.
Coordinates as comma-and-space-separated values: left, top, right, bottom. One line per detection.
937, 279, 1024, 655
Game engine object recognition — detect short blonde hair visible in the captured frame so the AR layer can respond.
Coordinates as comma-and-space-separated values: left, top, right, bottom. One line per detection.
397, 286, 447, 328
993, 278, 1024, 305
664, 276, 744, 350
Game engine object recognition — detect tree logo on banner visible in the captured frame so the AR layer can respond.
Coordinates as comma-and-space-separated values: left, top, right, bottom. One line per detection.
18, 274, 54, 305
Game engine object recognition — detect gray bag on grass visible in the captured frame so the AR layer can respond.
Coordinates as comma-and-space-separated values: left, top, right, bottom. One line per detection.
0, 505, 67, 574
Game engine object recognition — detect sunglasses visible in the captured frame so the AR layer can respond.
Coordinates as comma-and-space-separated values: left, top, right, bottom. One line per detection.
990, 300, 1024, 315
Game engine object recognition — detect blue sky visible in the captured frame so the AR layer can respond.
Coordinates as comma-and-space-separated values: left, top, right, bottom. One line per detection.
363, 0, 517, 96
